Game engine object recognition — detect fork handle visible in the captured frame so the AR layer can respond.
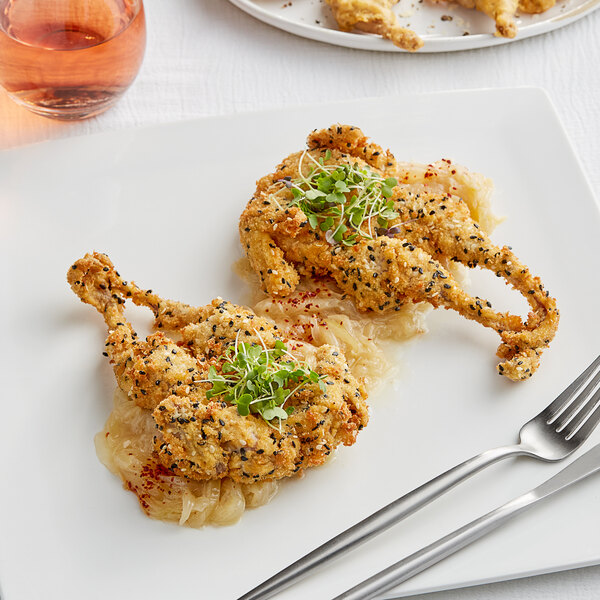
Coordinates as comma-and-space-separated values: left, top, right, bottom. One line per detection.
238, 444, 524, 600
337, 441, 600, 600
335, 493, 536, 600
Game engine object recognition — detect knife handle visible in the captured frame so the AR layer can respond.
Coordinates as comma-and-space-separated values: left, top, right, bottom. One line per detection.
335, 493, 536, 600
238, 444, 523, 600
337, 441, 600, 600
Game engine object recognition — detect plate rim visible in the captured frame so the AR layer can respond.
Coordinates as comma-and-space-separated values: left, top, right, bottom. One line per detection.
1, 86, 596, 204
0, 87, 549, 153
1, 86, 596, 210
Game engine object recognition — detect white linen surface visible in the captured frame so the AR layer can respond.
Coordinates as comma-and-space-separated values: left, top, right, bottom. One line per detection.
1, 1, 599, 598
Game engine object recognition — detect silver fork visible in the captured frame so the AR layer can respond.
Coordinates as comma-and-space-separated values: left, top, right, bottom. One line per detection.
239, 354, 600, 600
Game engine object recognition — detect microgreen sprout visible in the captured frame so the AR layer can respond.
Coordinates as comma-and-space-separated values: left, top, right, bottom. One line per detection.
204, 337, 326, 429
284, 150, 399, 246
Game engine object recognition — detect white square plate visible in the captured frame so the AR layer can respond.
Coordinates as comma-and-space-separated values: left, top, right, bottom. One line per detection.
1, 88, 599, 600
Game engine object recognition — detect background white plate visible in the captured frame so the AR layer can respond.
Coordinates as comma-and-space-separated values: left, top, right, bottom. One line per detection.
228, 0, 600, 52
1, 88, 599, 600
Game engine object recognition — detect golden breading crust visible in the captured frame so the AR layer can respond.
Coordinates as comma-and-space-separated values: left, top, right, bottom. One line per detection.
154, 347, 366, 482
518, 0, 555, 13
239, 124, 559, 381
435, 0, 555, 37
68, 252, 368, 483
326, 0, 424, 51
435, 0, 519, 38
326, 0, 557, 46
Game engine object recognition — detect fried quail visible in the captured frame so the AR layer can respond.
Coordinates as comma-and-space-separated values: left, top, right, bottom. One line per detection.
68, 252, 368, 483
325, 0, 424, 51
239, 125, 559, 381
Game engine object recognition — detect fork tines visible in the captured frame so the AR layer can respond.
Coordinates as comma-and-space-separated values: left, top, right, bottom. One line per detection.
545, 355, 600, 439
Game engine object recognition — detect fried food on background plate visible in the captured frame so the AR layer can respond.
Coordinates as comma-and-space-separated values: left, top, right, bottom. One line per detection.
518, 0, 556, 14
438, 0, 556, 38
239, 125, 559, 382
68, 252, 368, 484
433, 0, 519, 37
325, 0, 424, 51
325, 0, 557, 46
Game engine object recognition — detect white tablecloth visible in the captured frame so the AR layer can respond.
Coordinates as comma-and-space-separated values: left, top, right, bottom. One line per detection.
2, 1, 599, 597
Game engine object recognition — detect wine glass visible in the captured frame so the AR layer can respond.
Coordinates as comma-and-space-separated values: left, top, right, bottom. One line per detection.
0, 0, 146, 120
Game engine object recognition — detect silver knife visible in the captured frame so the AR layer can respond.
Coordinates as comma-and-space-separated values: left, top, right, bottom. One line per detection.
335, 441, 600, 600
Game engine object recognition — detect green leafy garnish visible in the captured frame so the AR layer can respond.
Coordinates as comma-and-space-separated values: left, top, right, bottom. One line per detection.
285, 150, 398, 246
204, 337, 326, 428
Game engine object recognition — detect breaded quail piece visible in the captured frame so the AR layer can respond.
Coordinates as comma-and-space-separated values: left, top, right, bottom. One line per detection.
68, 252, 368, 483
434, 0, 556, 38
239, 125, 559, 381
434, 0, 519, 37
518, 0, 555, 13
436, 0, 557, 37
326, 0, 424, 51
154, 346, 366, 482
